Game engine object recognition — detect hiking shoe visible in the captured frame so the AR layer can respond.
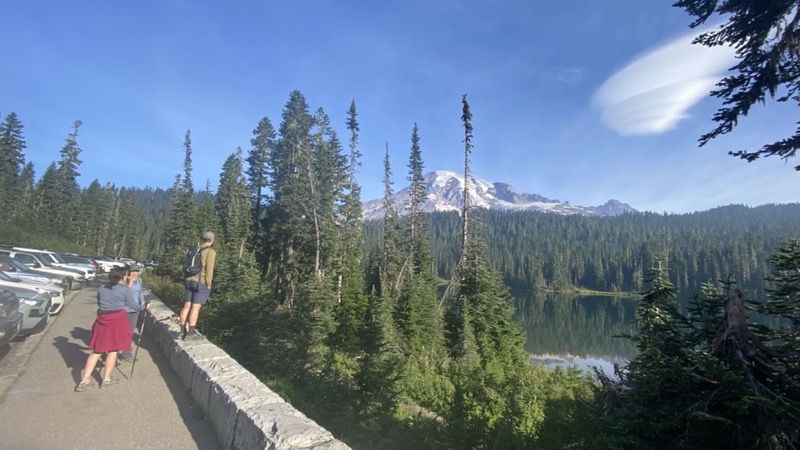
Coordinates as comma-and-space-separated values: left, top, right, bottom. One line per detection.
74, 381, 91, 392
184, 329, 201, 340
100, 378, 120, 389
118, 355, 138, 363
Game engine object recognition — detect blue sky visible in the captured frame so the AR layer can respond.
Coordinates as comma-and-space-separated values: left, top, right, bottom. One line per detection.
1, 0, 797, 214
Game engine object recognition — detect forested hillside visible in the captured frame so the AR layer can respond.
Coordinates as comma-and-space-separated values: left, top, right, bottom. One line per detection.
364, 204, 799, 298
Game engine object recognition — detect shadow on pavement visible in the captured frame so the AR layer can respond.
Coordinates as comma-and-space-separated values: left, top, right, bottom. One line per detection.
52, 328, 93, 384
138, 327, 223, 449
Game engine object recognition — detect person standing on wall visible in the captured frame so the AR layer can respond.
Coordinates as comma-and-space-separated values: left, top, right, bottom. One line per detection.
118, 263, 145, 363
178, 231, 216, 340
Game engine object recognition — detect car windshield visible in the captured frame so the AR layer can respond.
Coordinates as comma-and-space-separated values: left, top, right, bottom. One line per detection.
52, 253, 67, 263
0, 270, 13, 281
1, 257, 30, 272
30, 253, 53, 267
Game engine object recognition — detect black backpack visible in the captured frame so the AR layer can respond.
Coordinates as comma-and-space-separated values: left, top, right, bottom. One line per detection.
181, 244, 204, 278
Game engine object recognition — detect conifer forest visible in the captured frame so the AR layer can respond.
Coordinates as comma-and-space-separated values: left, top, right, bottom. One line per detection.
2, 3, 800, 443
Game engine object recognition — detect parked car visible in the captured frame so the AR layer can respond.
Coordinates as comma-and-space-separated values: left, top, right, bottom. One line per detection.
117, 257, 137, 266
0, 255, 70, 290
1, 285, 51, 335
92, 255, 127, 272
0, 267, 65, 314
0, 250, 86, 290
0, 289, 23, 346
140, 260, 158, 268
12, 248, 96, 282
76, 255, 107, 273
57, 253, 101, 274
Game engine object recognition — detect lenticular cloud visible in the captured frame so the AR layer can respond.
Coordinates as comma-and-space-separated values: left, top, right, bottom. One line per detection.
592, 27, 736, 135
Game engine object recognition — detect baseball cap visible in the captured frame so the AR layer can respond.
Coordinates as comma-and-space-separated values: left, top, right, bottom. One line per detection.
203, 231, 215, 240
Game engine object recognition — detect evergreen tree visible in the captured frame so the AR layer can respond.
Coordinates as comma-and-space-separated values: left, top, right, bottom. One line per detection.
32, 162, 58, 216
196, 179, 217, 236
673, 0, 800, 169
331, 101, 368, 355
30, 121, 83, 238
264, 90, 316, 309
597, 252, 800, 449
16, 162, 34, 218
0, 112, 26, 219
291, 277, 337, 379
115, 187, 145, 258
406, 122, 425, 269
395, 124, 446, 406
213, 148, 259, 301
77, 180, 116, 252
309, 106, 344, 278
247, 116, 275, 264
52, 120, 84, 237
380, 142, 402, 298
444, 97, 529, 448
341, 100, 364, 265
354, 287, 403, 423
162, 129, 198, 276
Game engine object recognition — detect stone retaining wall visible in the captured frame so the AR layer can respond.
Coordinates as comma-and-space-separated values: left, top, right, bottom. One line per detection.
143, 297, 351, 450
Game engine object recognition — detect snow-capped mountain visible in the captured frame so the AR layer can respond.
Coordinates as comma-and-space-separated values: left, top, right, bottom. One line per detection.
362, 170, 636, 221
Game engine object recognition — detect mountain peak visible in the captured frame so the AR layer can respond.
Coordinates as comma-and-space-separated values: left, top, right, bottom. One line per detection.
362, 171, 636, 221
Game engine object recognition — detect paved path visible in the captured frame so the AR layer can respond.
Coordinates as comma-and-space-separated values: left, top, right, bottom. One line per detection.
0, 281, 221, 450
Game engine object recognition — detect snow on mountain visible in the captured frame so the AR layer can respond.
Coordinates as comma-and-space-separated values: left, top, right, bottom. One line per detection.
362, 170, 636, 221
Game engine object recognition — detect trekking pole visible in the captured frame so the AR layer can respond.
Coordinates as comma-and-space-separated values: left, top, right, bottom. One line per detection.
130, 307, 147, 379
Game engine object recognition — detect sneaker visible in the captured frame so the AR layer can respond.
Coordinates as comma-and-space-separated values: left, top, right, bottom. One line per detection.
177, 325, 187, 340
100, 377, 120, 389
118, 355, 138, 363
184, 329, 201, 340
74, 381, 91, 392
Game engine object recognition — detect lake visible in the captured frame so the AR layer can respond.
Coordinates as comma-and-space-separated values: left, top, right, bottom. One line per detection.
512, 291, 640, 376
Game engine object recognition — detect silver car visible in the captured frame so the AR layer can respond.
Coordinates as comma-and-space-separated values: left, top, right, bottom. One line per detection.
0, 250, 86, 290
12, 248, 96, 282
0, 285, 52, 335
0, 255, 70, 289
0, 267, 66, 314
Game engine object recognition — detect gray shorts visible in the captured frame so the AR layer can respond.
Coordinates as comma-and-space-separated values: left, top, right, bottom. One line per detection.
183, 280, 211, 305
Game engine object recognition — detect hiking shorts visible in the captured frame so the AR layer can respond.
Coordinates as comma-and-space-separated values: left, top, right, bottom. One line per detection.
183, 280, 211, 305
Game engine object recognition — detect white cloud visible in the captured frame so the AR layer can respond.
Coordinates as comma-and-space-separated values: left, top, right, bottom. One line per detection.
592, 27, 736, 135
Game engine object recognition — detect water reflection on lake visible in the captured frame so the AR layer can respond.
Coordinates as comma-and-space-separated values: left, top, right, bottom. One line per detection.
512, 291, 639, 375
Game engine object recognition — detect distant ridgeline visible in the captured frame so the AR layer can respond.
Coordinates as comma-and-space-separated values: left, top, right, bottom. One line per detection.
362, 203, 800, 299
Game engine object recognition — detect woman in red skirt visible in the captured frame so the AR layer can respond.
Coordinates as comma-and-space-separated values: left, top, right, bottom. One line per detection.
75, 267, 149, 391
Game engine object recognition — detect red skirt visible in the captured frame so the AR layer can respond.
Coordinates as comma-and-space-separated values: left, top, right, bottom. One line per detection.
88, 310, 131, 353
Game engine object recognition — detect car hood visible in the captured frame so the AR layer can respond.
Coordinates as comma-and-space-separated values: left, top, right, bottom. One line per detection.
0, 285, 51, 301
6, 271, 57, 284
11, 279, 64, 295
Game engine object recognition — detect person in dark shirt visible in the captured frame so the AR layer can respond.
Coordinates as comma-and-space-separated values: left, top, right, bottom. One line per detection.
74, 268, 148, 391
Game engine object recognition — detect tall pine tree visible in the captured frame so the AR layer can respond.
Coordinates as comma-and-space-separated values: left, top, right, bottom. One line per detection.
0, 112, 27, 219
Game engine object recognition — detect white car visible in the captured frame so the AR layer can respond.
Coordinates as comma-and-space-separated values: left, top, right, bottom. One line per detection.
12, 247, 96, 282
92, 256, 127, 272
0, 258, 66, 314
0, 271, 63, 316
